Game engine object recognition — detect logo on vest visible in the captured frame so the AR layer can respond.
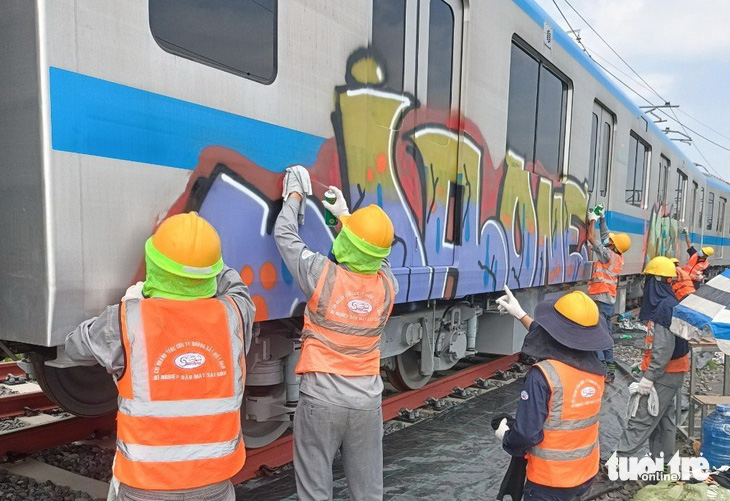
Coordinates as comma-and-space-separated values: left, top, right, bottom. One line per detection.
174, 352, 207, 369
581, 386, 596, 398
347, 299, 373, 315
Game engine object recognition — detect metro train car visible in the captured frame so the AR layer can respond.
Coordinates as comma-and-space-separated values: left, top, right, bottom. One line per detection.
2, 0, 729, 447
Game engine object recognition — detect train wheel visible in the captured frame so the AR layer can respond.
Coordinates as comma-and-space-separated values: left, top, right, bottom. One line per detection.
31, 353, 117, 416
385, 350, 432, 391
241, 384, 290, 448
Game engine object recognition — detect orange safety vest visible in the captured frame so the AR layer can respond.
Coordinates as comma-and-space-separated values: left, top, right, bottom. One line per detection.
296, 260, 395, 376
683, 253, 709, 282
672, 267, 696, 301
640, 321, 690, 374
588, 251, 624, 298
115, 297, 246, 491
526, 360, 604, 489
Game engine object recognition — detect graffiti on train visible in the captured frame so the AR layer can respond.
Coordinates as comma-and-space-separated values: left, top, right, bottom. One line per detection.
644, 204, 679, 263
163, 51, 591, 321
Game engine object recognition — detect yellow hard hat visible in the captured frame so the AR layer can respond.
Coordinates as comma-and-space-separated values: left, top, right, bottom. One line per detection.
702, 246, 715, 257
642, 256, 677, 278
340, 205, 394, 254
608, 232, 631, 254
146, 212, 223, 278
554, 291, 599, 327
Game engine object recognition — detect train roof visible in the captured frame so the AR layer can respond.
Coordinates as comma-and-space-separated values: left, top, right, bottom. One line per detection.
516, 0, 728, 189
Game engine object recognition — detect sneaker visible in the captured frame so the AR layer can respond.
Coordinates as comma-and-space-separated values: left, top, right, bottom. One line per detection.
605, 363, 616, 383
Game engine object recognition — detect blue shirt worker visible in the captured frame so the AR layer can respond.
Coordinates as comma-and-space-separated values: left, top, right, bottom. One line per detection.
586, 207, 631, 383
495, 287, 611, 500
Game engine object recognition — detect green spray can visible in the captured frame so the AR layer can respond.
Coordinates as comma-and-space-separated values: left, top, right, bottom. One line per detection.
324, 189, 338, 226
592, 203, 604, 217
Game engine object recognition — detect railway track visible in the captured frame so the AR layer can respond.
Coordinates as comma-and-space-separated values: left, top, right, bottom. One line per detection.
0, 354, 521, 499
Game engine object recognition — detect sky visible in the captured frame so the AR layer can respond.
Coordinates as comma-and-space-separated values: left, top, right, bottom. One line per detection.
533, 0, 730, 179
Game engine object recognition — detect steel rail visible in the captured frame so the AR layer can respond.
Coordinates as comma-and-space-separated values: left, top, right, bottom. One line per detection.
233, 354, 518, 482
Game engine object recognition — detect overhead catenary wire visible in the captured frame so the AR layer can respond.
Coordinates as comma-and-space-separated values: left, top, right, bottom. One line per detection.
553, 0, 728, 177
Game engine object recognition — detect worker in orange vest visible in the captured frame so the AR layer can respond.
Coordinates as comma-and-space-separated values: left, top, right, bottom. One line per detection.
495, 288, 611, 500
616, 256, 689, 461
682, 228, 713, 288
64, 212, 255, 501
670, 257, 695, 301
586, 206, 631, 383
275, 166, 398, 501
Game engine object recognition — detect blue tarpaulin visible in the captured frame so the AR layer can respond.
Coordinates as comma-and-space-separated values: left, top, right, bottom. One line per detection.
671, 268, 730, 354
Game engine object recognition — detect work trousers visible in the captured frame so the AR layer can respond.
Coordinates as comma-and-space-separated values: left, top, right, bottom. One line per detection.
616, 374, 685, 460
294, 393, 383, 501
113, 480, 234, 501
596, 301, 615, 364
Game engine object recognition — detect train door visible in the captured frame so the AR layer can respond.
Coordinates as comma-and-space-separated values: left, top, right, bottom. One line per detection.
405, 0, 464, 300
588, 102, 614, 209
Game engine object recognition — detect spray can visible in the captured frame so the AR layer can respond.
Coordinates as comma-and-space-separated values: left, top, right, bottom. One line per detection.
592, 203, 604, 216
620, 334, 632, 340
324, 190, 338, 226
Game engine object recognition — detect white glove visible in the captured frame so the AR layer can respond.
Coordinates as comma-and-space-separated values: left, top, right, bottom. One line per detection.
122, 281, 144, 301
636, 377, 654, 396
495, 418, 510, 440
282, 165, 312, 224
587, 210, 599, 222
495, 286, 527, 320
322, 186, 351, 219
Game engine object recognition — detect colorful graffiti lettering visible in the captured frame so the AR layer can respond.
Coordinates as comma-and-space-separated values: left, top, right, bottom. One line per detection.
161, 51, 592, 321
644, 204, 679, 263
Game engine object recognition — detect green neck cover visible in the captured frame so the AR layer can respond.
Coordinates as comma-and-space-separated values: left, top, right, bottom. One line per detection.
332, 225, 390, 275
143, 253, 216, 301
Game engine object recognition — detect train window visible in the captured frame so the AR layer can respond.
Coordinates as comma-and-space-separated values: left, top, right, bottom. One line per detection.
689, 181, 698, 227
506, 40, 569, 177
657, 156, 669, 205
707, 191, 715, 230
699, 187, 705, 228
427, 0, 454, 109
372, 0, 406, 92
588, 113, 599, 193
718, 197, 727, 233
625, 132, 650, 207
599, 120, 611, 196
673, 170, 687, 220
149, 0, 277, 84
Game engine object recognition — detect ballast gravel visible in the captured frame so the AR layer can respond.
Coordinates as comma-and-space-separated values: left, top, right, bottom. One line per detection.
0, 468, 101, 501
31, 444, 114, 483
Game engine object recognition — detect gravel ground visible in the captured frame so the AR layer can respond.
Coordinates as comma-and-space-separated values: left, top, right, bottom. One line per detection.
0, 385, 19, 397
31, 445, 114, 483
0, 418, 28, 433
0, 468, 102, 501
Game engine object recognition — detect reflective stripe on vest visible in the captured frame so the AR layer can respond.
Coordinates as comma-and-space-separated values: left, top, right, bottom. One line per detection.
684, 254, 709, 282
640, 321, 691, 374
588, 252, 623, 297
296, 261, 395, 376
672, 268, 696, 301
115, 297, 246, 490
526, 360, 604, 489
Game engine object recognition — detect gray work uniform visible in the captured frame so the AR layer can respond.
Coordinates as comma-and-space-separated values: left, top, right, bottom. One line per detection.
616, 323, 686, 460
64, 267, 255, 501
589, 217, 615, 307
274, 197, 398, 501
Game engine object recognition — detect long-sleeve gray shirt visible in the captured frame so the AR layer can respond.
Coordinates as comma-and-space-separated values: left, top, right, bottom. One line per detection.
65, 267, 255, 379
643, 323, 685, 388
590, 217, 617, 305
274, 196, 399, 410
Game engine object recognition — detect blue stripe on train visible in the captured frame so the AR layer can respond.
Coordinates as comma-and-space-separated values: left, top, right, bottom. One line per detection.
49, 66, 326, 172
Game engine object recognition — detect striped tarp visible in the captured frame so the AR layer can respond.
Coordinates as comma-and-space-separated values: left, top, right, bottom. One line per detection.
671, 268, 730, 355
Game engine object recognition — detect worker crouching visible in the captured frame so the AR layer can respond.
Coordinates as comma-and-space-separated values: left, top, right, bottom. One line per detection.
64, 212, 255, 501
494, 287, 611, 500
274, 166, 398, 501
615, 256, 689, 461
